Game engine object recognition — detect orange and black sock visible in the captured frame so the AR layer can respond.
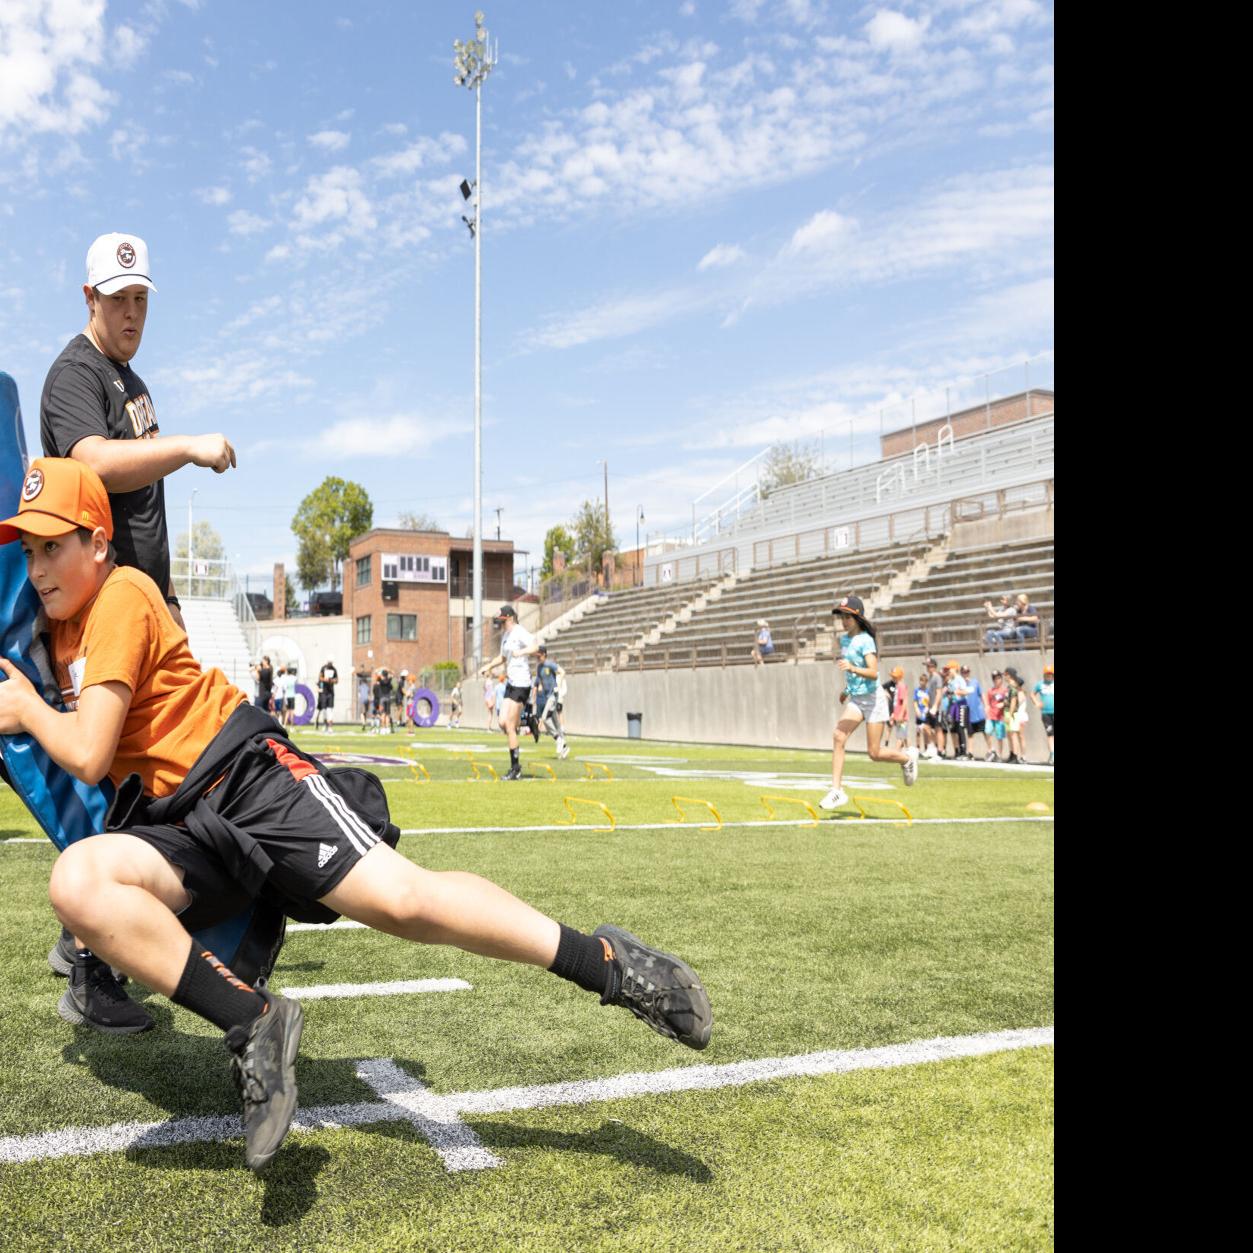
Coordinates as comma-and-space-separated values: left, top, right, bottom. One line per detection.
548, 923, 612, 996
172, 940, 267, 1032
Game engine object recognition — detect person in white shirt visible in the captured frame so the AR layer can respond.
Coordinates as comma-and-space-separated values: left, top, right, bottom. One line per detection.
479, 604, 540, 780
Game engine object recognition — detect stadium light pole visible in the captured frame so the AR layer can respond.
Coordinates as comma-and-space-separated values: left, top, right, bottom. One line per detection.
454, 11, 497, 671
636, 506, 644, 586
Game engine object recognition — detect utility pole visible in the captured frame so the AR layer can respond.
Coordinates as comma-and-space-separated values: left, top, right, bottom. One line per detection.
454, 10, 497, 670
494, 506, 502, 542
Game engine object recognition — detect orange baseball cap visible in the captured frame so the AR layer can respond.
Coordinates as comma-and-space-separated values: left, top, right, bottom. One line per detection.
891, 666, 904, 679
0, 458, 113, 545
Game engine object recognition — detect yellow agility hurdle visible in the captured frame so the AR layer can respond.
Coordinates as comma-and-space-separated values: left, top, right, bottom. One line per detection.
583, 761, 613, 781
558, 797, 616, 831
467, 758, 500, 782
533, 762, 557, 782
400, 746, 430, 784
850, 795, 912, 825
669, 796, 723, 831
758, 795, 819, 827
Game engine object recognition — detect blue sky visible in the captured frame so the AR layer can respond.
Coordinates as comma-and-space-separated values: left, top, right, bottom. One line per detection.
0, 0, 1053, 589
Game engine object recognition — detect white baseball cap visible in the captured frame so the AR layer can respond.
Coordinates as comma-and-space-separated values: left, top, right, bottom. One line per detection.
86, 233, 157, 295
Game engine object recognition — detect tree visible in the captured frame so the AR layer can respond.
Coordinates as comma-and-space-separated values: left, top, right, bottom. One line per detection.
759, 440, 821, 497
398, 510, 442, 531
173, 520, 225, 597
540, 524, 575, 579
571, 500, 616, 572
291, 477, 373, 591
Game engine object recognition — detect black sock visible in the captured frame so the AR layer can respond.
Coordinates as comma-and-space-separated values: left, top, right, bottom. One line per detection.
172, 941, 267, 1033
548, 924, 611, 996
510, 747, 519, 768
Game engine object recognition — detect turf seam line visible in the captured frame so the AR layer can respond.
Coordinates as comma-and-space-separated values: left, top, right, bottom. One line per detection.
0, 1025, 1053, 1167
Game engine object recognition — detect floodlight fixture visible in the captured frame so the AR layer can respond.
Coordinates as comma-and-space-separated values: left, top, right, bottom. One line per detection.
460, 179, 473, 200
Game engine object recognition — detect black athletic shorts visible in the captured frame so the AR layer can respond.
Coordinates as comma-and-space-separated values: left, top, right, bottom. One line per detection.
126, 737, 395, 932
504, 683, 532, 704
1042, 713, 1054, 735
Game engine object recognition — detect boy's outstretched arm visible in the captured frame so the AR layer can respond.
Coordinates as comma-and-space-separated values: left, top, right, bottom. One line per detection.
0, 659, 129, 786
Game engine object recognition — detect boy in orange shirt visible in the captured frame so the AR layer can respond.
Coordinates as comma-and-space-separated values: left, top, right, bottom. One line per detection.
0, 458, 712, 1172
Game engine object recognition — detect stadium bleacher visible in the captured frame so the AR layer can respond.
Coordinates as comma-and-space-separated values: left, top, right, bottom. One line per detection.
874, 537, 1054, 655
542, 577, 721, 673
629, 542, 931, 669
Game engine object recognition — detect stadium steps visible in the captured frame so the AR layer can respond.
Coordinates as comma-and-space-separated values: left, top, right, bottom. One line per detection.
181, 597, 252, 691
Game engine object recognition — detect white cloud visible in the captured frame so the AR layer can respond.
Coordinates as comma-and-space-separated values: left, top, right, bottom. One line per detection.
371, 132, 466, 178
308, 129, 351, 152
786, 209, 854, 254
865, 10, 928, 55
698, 243, 746, 270
308, 413, 459, 458
0, 0, 114, 137
197, 185, 232, 206
239, 146, 271, 181
526, 287, 705, 350
227, 209, 269, 236
290, 166, 377, 245
113, 24, 147, 68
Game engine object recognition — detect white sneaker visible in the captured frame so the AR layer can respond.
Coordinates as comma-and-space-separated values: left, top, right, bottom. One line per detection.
557, 741, 569, 760
925, 746, 939, 761
818, 786, 848, 811
902, 746, 919, 787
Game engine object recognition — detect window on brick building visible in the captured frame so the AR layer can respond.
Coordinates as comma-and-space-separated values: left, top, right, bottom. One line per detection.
355, 555, 371, 587
387, 613, 417, 641
355, 615, 372, 645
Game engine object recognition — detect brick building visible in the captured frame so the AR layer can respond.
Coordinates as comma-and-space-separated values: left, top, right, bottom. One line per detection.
346, 528, 516, 678
879, 389, 1054, 458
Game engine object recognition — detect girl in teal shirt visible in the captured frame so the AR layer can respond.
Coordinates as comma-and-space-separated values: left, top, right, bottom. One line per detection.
821, 594, 920, 811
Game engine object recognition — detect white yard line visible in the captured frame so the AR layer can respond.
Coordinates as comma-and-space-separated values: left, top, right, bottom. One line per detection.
283, 978, 472, 1001
286, 920, 368, 933
399, 816, 1055, 835
1, 814, 1054, 849
0, 1025, 1053, 1168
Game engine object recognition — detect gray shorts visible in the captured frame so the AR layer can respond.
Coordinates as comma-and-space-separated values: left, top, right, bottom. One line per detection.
845, 687, 889, 723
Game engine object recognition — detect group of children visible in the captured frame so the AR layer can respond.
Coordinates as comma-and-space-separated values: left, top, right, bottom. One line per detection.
902, 658, 1053, 765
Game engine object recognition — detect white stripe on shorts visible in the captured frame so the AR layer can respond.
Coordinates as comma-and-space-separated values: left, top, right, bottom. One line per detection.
305, 773, 378, 858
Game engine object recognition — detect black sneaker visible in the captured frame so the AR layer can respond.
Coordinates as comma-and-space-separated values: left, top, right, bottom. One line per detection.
593, 924, 712, 1051
49, 926, 128, 983
57, 954, 154, 1034
225, 989, 303, 1172
504, 765, 522, 780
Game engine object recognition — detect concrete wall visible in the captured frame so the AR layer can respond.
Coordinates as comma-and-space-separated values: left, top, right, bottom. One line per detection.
459, 649, 1055, 759
255, 616, 354, 723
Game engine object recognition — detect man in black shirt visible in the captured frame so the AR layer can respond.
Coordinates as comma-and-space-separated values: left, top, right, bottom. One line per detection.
40, 233, 237, 629
316, 660, 338, 732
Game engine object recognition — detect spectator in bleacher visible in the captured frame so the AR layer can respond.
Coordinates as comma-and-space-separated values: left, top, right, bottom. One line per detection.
819, 595, 919, 811
913, 673, 929, 751
923, 656, 944, 760
961, 665, 990, 760
983, 594, 1017, 650
1031, 664, 1054, 764
985, 670, 1009, 761
1013, 593, 1040, 645
1003, 666, 1029, 763
751, 619, 774, 666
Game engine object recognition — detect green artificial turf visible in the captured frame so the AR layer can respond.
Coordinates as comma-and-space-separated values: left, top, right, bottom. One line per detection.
0, 731, 1053, 1251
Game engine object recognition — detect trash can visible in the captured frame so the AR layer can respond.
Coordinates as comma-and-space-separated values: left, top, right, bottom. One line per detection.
626, 711, 643, 739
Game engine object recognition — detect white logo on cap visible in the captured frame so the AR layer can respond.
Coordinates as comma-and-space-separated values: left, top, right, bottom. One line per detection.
117, 242, 136, 268
22, 468, 44, 502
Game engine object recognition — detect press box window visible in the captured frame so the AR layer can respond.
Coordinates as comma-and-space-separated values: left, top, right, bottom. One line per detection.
387, 613, 417, 641
355, 615, 372, 645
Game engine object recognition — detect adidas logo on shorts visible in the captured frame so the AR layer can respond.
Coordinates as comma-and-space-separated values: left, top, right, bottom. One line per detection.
317, 843, 338, 869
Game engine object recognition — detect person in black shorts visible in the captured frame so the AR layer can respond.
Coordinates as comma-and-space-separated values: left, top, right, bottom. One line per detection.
374, 667, 393, 734
0, 457, 714, 1174
316, 659, 338, 732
